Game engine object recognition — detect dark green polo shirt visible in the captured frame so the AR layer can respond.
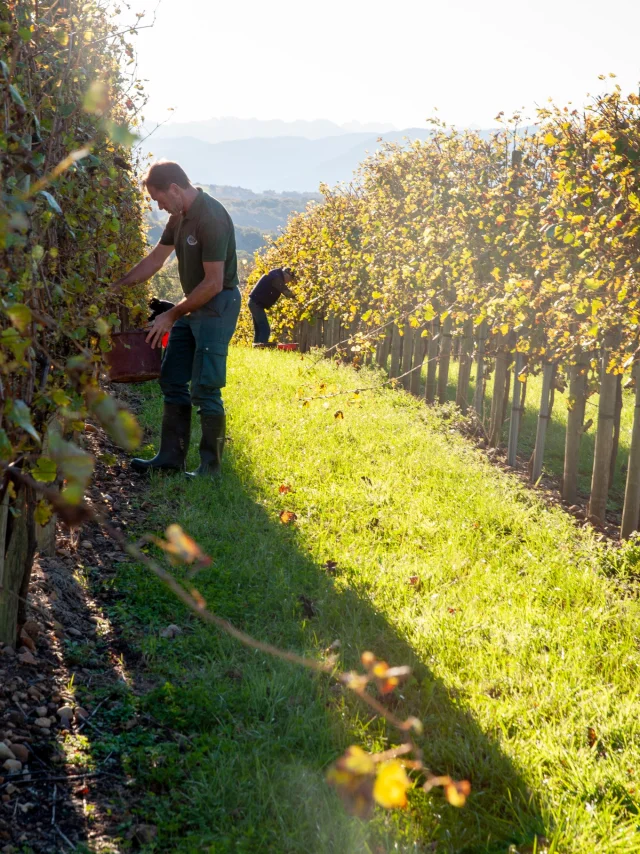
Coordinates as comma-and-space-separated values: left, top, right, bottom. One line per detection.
160, 189, 238, 293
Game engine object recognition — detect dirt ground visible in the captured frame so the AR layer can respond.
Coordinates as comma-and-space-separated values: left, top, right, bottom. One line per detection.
0, 413, 169, 853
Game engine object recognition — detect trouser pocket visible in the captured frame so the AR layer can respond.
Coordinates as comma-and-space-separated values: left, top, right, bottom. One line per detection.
192, 343, 228, 393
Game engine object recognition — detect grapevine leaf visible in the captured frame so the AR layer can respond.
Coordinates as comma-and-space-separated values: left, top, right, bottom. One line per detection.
4, 304, 32, 333
8, 400, 40, 444
31, 456, 58, 483
34, 500, 53, 527
38, 191, 63, 215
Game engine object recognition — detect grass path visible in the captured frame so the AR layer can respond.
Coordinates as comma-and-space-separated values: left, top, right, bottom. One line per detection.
109, 348, 640, 853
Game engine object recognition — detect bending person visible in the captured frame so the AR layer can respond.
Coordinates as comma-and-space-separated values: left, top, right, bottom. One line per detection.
114, 161, 240, 478
248, 266, 296, 345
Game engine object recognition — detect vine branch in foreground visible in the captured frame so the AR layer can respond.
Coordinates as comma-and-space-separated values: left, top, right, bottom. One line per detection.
3, 463, 470, 816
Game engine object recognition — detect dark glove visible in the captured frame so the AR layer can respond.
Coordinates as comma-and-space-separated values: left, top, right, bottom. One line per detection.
148, 297, 175, 321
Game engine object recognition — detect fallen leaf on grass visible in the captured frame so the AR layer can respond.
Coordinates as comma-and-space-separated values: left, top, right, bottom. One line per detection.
408, 575, 421, 588
280, 510, 297, 524
225, 668, 243, 681
279, 484, 293, 494
322, 560, 338, 574
298, 594, 317, 617
334, 410, 344, 419
160, 624, 182, 639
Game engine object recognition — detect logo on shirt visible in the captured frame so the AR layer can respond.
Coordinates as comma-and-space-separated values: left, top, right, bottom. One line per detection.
186, 234, 198, 246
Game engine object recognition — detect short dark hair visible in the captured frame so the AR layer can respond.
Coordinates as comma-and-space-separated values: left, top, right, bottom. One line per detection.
283, 266, 297, 281
142, 161, 190, 191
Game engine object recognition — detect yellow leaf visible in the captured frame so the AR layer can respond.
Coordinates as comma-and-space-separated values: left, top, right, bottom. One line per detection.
34, 500, 53, 527
342, 746, 376, 776
444, 779, 471, 807
500, 324, 509, 336
373, 761, 411, 809
334, 410, 344, 419
544, 132, 560, 146
279, 510, 297, 524
590, 129, 614, 145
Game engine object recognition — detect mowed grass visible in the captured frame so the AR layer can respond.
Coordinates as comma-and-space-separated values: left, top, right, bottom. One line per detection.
109, 347, 640, 853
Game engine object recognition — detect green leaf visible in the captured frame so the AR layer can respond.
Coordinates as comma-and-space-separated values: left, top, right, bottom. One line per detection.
49, 430, 94, 504
34, 500, 53, 527
0, 429, 13, 460
83, 80, 109, 115
86, 389, 142, 451
4, 303, 32, 333
8, 84, 26, 111
7, 400, 40, 444
52, 388, 72, 406
102, 120, 138, 147
31, 456, 58, 483
38, 191, 63, 215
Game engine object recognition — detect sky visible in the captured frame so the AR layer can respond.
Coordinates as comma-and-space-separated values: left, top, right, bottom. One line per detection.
130, 0, 640, 130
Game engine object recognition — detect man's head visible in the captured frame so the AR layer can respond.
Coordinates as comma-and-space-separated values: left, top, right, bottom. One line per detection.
282, 267, 297, 284
142, 161, 191, 216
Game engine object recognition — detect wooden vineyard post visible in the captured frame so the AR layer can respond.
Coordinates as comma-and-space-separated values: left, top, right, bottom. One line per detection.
530, 362, 556, 483
562, 353, 589, 504
390, 324, 403, 379
507, 352, 526, 467
473, 320, 488, 418
410, 328, 427, 396
588, 331, 620, 525
378, 327, 393, 371
609, 376, 623, 489
437, 313, 453, 404
324, 316, 334, 350
401, 324, 414, 390
621, 362, 640, 538
298, 320, 308, 353
488, 344, 509, 447
425, 319, 440, 404
456, 318, 474, 413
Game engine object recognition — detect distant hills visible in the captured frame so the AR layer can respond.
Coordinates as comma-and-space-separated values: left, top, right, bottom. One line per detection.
142, 116, 397, 145
145, 185, 321, 254
140, 124, 434, 192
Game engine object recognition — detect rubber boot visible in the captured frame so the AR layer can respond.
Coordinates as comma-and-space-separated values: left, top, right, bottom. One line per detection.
187, 414, 226, 478
131, 403, 191, 473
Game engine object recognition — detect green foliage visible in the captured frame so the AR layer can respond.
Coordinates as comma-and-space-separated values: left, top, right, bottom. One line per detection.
0, 0, 149, 480
255, 89, 640, 377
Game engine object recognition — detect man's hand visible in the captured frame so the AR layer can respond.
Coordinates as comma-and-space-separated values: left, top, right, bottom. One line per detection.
146, 308, 177, 349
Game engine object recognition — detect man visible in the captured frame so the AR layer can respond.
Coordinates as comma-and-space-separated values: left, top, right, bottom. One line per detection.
248, 267, 296, 345
114, 161, 240, 478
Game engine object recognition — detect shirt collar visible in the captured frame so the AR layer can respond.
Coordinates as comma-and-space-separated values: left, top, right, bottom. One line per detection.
183, 188, 205, 222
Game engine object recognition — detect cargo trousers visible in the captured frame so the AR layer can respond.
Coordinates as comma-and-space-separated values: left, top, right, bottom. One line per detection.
159, 287, 241, 416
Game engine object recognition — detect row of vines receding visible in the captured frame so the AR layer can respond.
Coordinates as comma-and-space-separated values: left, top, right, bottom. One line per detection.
251, 82, 640, 540
0, 0, 151, 643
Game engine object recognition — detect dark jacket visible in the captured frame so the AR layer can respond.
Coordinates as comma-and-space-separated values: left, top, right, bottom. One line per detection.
249, 268, 293, 309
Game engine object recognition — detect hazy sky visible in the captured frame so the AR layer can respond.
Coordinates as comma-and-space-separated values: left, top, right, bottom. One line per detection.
132, 0, 640, 129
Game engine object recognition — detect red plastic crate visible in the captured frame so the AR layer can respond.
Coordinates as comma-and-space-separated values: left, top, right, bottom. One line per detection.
277, 343, 299, 351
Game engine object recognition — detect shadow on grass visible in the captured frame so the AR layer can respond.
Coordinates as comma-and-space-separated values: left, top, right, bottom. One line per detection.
105, 432, 550, 854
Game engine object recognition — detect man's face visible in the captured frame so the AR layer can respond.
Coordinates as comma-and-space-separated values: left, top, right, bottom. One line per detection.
148, 183, 183, 216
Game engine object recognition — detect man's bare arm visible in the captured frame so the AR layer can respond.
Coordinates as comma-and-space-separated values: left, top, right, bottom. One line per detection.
113, 242, 175, 290
145, 261, 225, 348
